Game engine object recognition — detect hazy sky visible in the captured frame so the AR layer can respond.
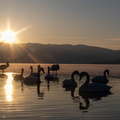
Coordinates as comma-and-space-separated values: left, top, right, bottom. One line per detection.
0, 0, 120, 50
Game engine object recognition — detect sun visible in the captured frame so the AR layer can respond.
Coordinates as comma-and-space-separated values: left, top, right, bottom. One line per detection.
0, 21, 30, 44
1, 28, 17, 43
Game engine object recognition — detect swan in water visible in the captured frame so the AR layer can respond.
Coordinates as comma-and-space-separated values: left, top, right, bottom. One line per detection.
62, 70, 80, 89
50, 64, 60, 75
0, 62, 9, 73
91, 69, 110, 84
30, 65, 45, 77
23, 66, 45, 85
13, 68, 24, 80
45, 66, 54, 80
79, 72, 112, 93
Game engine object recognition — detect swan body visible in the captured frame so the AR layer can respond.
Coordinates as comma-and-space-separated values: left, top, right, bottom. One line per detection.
13, 68, 24, 80
24, 76, 38, 85
79, 72, 112, 93
30, 65, 45, 77
23, 66, 44, 85
45, 66, 54, 80
50, 64, 60, 71
63, 70, 80, 88
0, 62, 9, 73
91, 69, 109, 84
45, 74, 54, 80
50, 64, 60, 75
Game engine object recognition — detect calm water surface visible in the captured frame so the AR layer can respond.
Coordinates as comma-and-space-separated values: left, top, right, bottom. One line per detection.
0, 63, 120, 120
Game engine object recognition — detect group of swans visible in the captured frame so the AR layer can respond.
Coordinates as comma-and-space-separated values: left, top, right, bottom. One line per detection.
13, 65, 45, 85
13, 64, 60, 85
63, 69, 111, 92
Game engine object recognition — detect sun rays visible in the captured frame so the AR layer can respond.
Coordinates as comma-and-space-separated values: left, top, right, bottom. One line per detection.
0, 28, 17, 43
0, 20, 39, 63
0, 21, 30, 44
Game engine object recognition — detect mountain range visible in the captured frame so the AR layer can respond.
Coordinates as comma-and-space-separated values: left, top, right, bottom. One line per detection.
0, 42, 120, 64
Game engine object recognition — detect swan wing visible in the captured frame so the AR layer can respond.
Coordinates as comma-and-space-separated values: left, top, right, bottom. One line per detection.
80, 83, 111, 92
91, 76, 108, 84
63, 79, 77, 88
24, 76, 38, 85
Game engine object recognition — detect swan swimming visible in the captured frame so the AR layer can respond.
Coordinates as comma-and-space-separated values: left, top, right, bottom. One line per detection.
23, 66, 44, 85
91, 69, 110, 84
45, 66, 54, 80
63, 70, 80, 89
0, 62, 9, 73
79, 72, 112, 93
13, 68, 24, 80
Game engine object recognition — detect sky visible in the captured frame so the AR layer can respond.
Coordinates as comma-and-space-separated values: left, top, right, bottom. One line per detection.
0, 0, 120, 50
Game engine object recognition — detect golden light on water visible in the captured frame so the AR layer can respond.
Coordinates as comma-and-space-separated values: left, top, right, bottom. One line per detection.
4, 73, 13, 102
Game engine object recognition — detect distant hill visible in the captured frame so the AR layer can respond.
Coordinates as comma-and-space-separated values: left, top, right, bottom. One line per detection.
0, 42, 120, 64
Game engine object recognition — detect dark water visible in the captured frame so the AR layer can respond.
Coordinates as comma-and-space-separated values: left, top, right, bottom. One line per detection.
0, 63, 120, 120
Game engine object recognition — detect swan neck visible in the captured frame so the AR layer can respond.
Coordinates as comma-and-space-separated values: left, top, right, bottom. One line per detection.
6, 62, 9, 66
21, 70, 24, 76
84, 73, 90, 85
71, 73, 75, 81
48, 67, 50, 74
104, 71, 107, 78
30, 67, 33, 74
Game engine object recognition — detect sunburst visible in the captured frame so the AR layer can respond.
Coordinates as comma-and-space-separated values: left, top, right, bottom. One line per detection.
0, 22, 30, 43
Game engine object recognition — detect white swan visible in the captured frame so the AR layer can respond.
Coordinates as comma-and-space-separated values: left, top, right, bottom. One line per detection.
45, 66, 54, 80
0, 62, 9, 73
62, 70, 80, 88
79, 72, 112, 93
91, 69, 110, 84
23, 66, 44, 85
13, 68, 24, 80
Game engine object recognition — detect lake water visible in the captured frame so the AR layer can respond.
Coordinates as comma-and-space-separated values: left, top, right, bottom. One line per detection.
0, 63, 120, 120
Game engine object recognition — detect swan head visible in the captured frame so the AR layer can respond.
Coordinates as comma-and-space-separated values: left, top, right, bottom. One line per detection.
105, 69, 110, 76
38, 65, 41, 69
6, 61, 9, 66
71, 70, 80, 80
39, 67, 45, 73
79, 72, 89, 81
29, 66, 33, 69
72, 70, 80, 76
21, 68, 24, 73
48, 66, 50, 70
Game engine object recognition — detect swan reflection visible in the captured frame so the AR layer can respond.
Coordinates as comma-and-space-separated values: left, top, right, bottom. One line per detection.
37, 82, 44, 99
4, 73, 13, 102
71, 87, 112, 111
79, 91, 112, 111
